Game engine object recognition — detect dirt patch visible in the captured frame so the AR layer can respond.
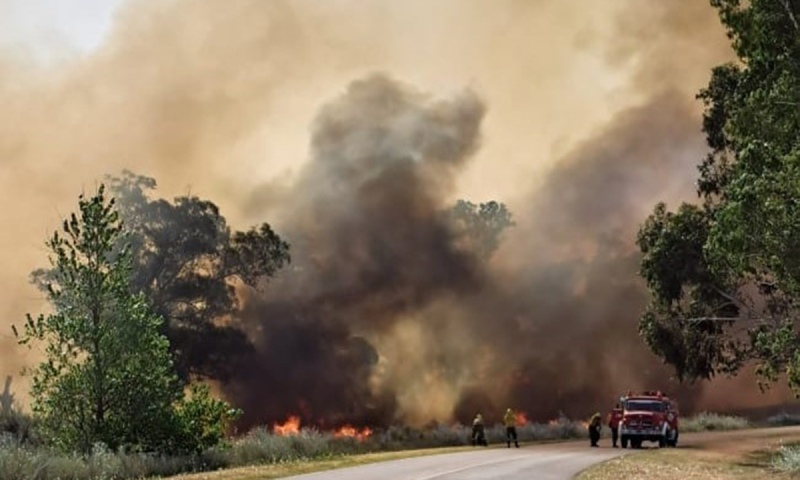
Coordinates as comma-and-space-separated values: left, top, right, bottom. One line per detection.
576, 427, 800, 480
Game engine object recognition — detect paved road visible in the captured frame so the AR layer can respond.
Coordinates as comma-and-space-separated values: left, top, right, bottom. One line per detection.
282, 443, 629, 480
280, 426, 800, 480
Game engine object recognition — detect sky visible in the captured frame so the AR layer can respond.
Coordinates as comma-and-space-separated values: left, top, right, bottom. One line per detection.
0, 0, 125, 63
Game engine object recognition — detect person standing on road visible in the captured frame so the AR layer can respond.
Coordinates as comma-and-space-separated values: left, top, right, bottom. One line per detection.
503, 408, 520, 448
607, 404, 623, 448
588, 412, 602, 447
472, 413, 487, 446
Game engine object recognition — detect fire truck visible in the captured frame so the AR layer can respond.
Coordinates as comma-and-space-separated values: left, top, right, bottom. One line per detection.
618, 391, 679, 449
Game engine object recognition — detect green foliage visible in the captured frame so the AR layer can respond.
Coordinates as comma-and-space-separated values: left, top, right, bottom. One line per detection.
15, 185, 238, 455
174, 384, 242, 453
15, 185, 182, 453
446, 199, 515, 258
0, 417, 591, 480
107, 171, 290, 382
679, 412, 749, 432
771, 443, 800, 474
32, 171, 291, 383
637, 0, 800, 391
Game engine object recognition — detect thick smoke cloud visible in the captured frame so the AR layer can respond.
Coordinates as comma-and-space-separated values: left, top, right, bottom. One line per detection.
228, 75, 488, 427
2, 0, 797, 426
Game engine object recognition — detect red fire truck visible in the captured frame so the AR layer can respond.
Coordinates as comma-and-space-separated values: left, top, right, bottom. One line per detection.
618, 391, 679, 449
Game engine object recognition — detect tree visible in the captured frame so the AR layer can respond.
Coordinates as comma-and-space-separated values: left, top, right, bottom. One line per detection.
32, 171, 291, 382
446, 199, 515, 258
15, 185, 183, 452
637, 0, 800, 390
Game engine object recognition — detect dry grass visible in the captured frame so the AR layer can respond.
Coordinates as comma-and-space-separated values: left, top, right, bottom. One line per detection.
576, 449, 781, 480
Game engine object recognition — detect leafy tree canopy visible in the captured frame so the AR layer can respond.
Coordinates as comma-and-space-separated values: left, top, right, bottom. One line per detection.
32, 171, 291, 382
15, 185, 238, 453
637, 0, 800, 390
446, 199, 515, 259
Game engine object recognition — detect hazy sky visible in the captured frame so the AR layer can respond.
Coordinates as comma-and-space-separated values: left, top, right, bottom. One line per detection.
3, 0, 776, 418
0, 0, 125, 62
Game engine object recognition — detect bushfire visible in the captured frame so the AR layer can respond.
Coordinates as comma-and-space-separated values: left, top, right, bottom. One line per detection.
272, 415, 301, 435
515, 412, 528, 425
333, 425, 373, 441
271, 416, 372, 441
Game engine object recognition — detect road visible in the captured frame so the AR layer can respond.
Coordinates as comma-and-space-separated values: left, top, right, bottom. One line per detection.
281, 426, 800, 480
282, 442, 629, 480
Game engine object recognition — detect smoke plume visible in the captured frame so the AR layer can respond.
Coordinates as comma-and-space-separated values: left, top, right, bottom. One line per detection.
1, 0, 797, 426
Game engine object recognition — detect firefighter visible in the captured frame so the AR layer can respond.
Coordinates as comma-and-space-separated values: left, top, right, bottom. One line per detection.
472, 413, 487, 446
607, 403, 623, 448
588, 412, 602, 447
503, 408, 520, 448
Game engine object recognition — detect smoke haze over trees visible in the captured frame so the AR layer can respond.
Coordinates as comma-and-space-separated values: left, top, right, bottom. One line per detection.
2, 0, 799, 430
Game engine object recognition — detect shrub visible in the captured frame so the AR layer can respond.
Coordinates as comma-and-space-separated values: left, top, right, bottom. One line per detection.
772, 444, 800, 474
766, 412, 800, 427
680, 412, 750, 432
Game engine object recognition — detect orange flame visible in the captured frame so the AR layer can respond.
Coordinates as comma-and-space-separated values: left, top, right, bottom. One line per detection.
515, 412, 528, 425
333, 425, 373, 441
273, 415, 301, 435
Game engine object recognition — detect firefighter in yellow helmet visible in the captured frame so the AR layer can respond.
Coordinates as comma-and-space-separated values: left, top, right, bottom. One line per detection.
589, 412, 602, 447
503, 408, 520, 448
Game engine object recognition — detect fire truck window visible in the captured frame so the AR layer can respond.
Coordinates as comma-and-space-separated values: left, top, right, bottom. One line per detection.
624, 400, 664, 412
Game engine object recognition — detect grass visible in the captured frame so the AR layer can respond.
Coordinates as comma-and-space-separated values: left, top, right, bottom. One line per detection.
575, 447, 781, 480
680, 411, 751, 432
0, 416, 588, 480
771, 442, 800, 474
0, 411, 759, 480
168, 445, 476, 480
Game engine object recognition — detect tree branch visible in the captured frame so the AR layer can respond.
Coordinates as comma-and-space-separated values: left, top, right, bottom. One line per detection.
710, 284, 759, 316
686, 317, 744, 323
781, 0, 800, 32
686, 316, 767, 323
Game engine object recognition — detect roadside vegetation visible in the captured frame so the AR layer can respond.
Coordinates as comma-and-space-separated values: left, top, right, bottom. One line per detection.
577, 447, 778, 480
680, 412, 750, 432
0, 407, 758, 480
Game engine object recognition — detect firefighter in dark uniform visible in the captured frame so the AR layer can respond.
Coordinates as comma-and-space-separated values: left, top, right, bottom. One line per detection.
472, 413, 487, 446
588, 412, 602, 447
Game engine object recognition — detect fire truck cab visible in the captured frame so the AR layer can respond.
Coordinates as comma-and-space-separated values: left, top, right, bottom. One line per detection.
618, 390, 679, 449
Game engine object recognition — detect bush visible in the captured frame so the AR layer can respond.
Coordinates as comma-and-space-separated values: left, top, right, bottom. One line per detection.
0, 416, 594, 479
680, 412, 750, 432
771, 444, 800, 474
0, 409, 38, 446
766, 412, 800, 427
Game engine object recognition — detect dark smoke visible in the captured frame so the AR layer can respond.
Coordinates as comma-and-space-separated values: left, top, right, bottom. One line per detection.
228, 75, 488, 428
224, 77, 741, 430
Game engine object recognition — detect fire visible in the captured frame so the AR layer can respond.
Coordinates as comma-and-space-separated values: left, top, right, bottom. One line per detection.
515, 412, 528, 425
333, 425, 373, 441
273, 415, 301, 435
